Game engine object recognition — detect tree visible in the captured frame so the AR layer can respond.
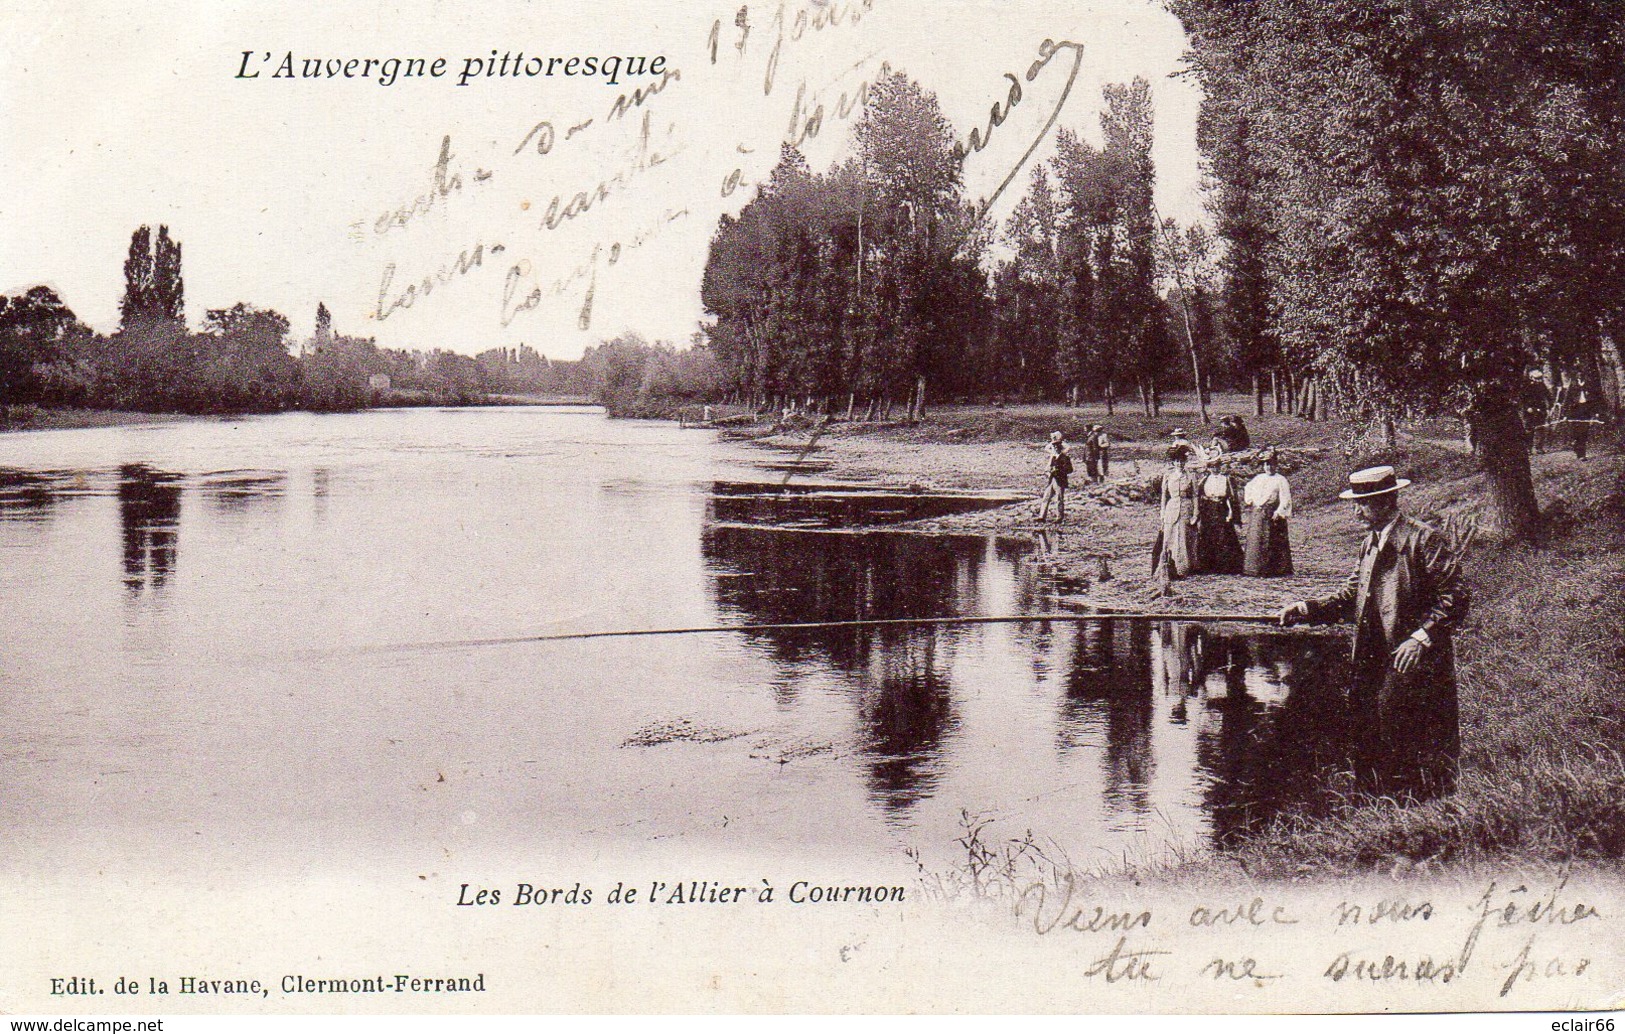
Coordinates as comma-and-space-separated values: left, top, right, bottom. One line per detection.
153, 226, 184, 325
314, 302, 333, 349
702, 74, 987, 419
1168, 0, 1625, 538
851, 71, 985, 417
1156, 218, 1216, 424
0, 287, 81, 406
119, 224, 184, 330
201, 303, 297, 411
996, 165, 1064, 399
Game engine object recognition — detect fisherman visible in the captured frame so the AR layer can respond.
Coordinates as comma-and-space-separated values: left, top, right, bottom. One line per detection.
1278, 466, 1468, 799
1037, 430, 1073, 523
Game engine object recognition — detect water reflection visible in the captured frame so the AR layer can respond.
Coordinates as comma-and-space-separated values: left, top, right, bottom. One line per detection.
197, 469, 287, 514
1060, 621, 1156, 820
1193, 634, 1354, 845
118, 464, 182, 596
0, 469, 85, 522
701, 523, 978, 813
703, 507, 1358, 847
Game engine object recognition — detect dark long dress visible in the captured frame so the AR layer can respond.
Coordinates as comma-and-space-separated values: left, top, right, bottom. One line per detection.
1196, 473, 1245, 574
1244, 501, 1293, 576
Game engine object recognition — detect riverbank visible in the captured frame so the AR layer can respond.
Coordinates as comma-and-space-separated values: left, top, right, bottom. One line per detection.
741, 401, 1625, 877
0, 397, 599, 436
0, 406, 207, 434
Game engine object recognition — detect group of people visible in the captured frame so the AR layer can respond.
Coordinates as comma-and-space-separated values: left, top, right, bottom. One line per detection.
1037, 420, 1294, 582
1035, 415, 1472, 799
1523, 367, 1602, 460
1036, 425, 1110, 522
1153, 432, 1293, 581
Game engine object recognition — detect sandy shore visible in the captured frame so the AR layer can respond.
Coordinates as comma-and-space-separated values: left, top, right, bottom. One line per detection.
739, 406, 1611, 621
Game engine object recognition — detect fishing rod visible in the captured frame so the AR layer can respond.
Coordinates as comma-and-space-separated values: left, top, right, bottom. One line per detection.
362, 609, 1330, 655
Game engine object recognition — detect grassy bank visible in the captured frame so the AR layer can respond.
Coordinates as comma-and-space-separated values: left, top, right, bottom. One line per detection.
744, 396, 1625, 877
1232, 456, 1625, 877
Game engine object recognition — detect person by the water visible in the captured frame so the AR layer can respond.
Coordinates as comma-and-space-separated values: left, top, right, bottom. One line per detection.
1080, 426, 1102, 483
1037, 430, 1073, 523
1243, 447, 1294, 576
1090, 425, 1110, 483
1152, 444, 1199, 578
1196, 453, 1245, 574
1278, 466, 1468, 799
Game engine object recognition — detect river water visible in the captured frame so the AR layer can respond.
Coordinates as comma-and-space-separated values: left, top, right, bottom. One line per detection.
0, 407, 1352, 880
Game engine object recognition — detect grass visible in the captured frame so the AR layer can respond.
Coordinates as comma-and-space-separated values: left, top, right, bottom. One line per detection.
1226, 456, 1625, 876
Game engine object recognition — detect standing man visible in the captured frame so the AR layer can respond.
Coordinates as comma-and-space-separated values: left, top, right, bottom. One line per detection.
1278, 466, 1468, 799
1080, 426, 1102, 484
1090, 425, 1110, 483
1037, 431, 1073, 523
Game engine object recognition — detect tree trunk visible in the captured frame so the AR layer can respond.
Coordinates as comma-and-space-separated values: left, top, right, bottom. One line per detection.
1252, 374, 1264, 416
1151, 380, 1162, 417
1469, 392, 1541, 540
1105, 380, 1116, 416
1270, 369, 1282, 414
915, 375, 927, 422
1138, 380, 1150, 417
1382, 414, 1397, 450
1172, 285, 1211, 425
1599, 327, 1624, 421
845, 392, 856, 421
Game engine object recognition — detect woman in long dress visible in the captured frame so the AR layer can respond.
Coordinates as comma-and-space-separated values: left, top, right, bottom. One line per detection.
1243, 448, 1294, 576
1155, 445, 1200, 578
1197, 455, 1245, 574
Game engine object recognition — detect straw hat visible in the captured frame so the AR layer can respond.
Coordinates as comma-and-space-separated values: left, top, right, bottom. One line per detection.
1339, 465, 1411, 500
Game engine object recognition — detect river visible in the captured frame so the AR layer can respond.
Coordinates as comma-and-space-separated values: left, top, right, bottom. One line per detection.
0, 406, 1352, 883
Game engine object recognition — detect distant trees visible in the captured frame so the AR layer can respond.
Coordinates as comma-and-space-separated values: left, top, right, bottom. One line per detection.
703, 71, 987, 419
581, 333, 723, 417
0, 287, 83, 407
119, 225, 184, 330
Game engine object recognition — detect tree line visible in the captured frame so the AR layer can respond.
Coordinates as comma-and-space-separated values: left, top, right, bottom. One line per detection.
698, 70, 1231, 420
0, 226, 597, 416
697, 11, 1624, 535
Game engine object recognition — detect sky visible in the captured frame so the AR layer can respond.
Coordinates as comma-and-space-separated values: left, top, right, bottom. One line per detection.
0, 0, 1204, 360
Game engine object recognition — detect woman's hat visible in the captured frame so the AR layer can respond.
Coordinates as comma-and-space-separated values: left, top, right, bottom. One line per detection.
1339, 465, 1411, 500
1049, 430, 1064, 442
1255, 446, 1278, 464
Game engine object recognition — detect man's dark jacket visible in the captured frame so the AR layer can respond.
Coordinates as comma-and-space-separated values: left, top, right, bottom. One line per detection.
1302, 514, 1468, 794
